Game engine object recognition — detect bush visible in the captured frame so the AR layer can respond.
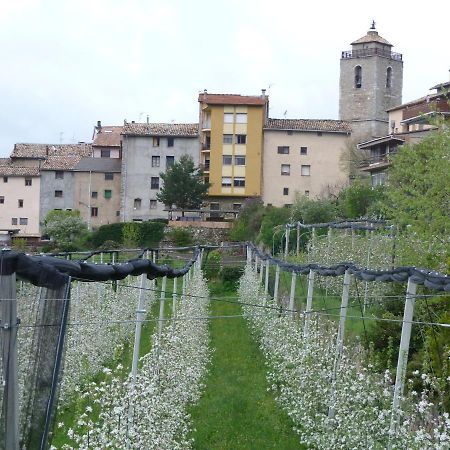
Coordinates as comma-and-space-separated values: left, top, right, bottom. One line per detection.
229, 198, 265, 242
167, 227, 193, 247
220, 266, 244, 290
202, 250, 221, 280
257, 206, 291, 251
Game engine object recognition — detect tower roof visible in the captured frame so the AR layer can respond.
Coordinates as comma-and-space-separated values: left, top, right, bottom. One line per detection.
351, 23, 392, 47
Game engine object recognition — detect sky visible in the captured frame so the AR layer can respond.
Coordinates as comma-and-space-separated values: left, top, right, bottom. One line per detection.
0, 0, 449, 157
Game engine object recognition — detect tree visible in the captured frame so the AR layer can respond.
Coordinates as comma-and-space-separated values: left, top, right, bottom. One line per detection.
43, 209, 87, 251
382, 127, 450, 236
157, 155, 209, 216
229, 198, 265, 242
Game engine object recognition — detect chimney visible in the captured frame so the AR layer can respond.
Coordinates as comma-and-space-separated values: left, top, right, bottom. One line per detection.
131, 120, 135, 124
96, 120, 102, 131
203, 89, 208, 101
147, 115, 149, 124
261, 88, 266, 98
124, 119, 127, 125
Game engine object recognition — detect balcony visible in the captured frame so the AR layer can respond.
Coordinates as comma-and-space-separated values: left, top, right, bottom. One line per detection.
342, 48, 402, 61
201, 161, 210, 172
201, 144, 211, 152
359, 153, 395, 171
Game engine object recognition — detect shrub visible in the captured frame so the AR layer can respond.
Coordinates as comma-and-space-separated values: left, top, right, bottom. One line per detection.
167, 227, 193, 247
202, 250, 221, 280
220, 266, 244, 290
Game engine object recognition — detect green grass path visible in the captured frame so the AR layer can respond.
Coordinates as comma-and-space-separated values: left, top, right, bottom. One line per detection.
189, 283, 304, 450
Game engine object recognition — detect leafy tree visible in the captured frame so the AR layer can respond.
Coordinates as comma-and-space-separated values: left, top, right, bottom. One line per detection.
229, 198, 265, 242
337, 178, 385, 219
382, 127, 450, 236
257, 206, 291, 251
43, 209, 87, 251
291, 194, 337, 224
157, 155, 209, 216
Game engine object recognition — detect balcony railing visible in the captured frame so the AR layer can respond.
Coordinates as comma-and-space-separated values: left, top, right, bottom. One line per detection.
201, 162, 210, 171
359, 154, 393, 169
342, 48, 402, 61
202, 144, 211, 151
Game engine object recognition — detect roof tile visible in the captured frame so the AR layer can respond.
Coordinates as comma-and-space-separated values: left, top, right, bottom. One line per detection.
122, 122, 198, 137
265, 118, 351, 133
198, 93, 267, 105
93, 126, 123, 147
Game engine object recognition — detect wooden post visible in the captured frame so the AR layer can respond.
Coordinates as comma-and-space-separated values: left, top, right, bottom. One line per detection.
288, 271, 297, 316
273, 265, 280, 304
0, 268, 19, 450
389, 278, 417, 444
303, 269, 315, 336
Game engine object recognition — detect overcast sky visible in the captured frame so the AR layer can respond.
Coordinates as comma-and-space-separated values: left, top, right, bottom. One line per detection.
1, 0, 448, 157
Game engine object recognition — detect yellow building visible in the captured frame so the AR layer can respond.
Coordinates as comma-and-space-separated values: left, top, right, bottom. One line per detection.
198, 91, 268, 212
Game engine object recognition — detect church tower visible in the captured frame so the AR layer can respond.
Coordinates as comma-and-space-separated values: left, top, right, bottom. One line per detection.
339, 22, 403, 141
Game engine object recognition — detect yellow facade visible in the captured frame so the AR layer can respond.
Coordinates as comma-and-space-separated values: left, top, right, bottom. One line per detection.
200, 101, 265, 199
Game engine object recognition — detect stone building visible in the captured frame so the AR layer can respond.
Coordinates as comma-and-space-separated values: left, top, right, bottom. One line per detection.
262, 119, 351, 206
121, 122, 199, 221
339, 23, 403, 141
92, 121, 123, 158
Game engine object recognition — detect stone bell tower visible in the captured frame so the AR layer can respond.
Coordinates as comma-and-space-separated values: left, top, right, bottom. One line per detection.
339, 22, 403, 141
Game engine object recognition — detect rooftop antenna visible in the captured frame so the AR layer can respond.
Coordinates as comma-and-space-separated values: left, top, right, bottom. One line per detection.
283, 110, 287, 118
370, 20, 376, 30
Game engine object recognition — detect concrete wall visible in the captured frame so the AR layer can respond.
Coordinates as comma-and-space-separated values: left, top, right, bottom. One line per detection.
40, 171, 76, 227
121, 135, 199, 221
0, 175, 41, 236
262, 130, 349, 206
74, 171, 121, 230
93, 148, 121, 158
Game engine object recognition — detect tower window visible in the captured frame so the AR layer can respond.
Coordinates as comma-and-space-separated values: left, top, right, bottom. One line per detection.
355, 65, 362, 88
283, 187, 289, 196
386, 67, 392, 88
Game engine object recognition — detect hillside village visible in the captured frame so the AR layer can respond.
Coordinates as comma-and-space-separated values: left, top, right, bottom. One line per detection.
1, 24, 448, 244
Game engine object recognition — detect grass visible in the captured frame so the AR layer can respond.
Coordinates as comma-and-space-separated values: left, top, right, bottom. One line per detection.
189, 281, 304, 450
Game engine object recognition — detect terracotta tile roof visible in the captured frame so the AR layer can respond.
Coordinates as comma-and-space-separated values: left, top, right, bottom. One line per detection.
351, 30, 392, 46
93, 126, 123, 147
11, 143, 92, 159
198, 93, 267, 105
41, 156, 85, 171
385, 91, 449, 112
122, 122, 199, 137
265, 118, 351, 133
0, 159, 40, 176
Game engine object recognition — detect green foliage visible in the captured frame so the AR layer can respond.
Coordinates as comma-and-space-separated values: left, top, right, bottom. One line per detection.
229, 198, 265, 242
291, 194, 337, 225
157, 155, 209, 211
220, 266, 244, 290
43, 209, 88, 251
382, 127, 450, 236
167, 227, 193, 247
202, 250, 221, 280
87, 221, 165, 248
11, 237, 27, 251
257, 206, 291, 251
337, 178, 385, 218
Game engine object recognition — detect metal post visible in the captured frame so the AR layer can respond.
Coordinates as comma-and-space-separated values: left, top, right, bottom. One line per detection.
284, 226, 290, 259
389, 278, 417, 442
172, 277, 177, 321
351, 227, 355, 250
311, 227, 316, 261
288, 271, 297, 316
259, 258, 264, 283
158, 276, 167, 339
182, 274, 186, 305
303, 269, 315, 336
263, 260, 269, 305
273, 265, 280, 304
100, 252, 103, 264
254, 255, 259, 272
329, 269, 351, 419
0, 269, 19, 450
325, 227, 332, 296
246, 246, 252, 265
296, 223, 300, 257
363, 230, 373, 313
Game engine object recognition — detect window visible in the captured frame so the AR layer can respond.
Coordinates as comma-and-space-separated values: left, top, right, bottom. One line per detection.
0, 196, 4, 204
25, 178, 32, 186
304, 190, 310, 196
371, 171, 387, 186
134, 198, 142, 209
55, 171, 64, 179
91, 191, 98, 198
19, 218, 28, 225
283, 187, 289, 196
166, 156, 175, 167
101, 149, 111, 158
153, 137, 160, 147
234, 177, 245, 187
284, 204, 292, 208
152, 156, 160, 167
386, 67, 392, 88
55, 190, 63, 197
167, 137, 174, 147
104, 190, 112, 199
224, 113, 234, 123
223, 134, 233, 144
281, 164, 290, 175
234, 155, 246, 166
91, 207, 98, 217
18, 199, 23, 208
3, 176, 8, 183
11, 218, 17, 225
301, 165, 311, 176
235, 134, 246, 144
105, 172, 114, 180
355, 65, 362, 88
222, 155, 232, 165
151, 177, 159, 189
300, 146, 308, 155
116, 210, 120, 217
221, 177, 232, 187
278, 146, 289, 154
236, 113, 247, 124
150, 199, 157, 209
233, 203, 242, 210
